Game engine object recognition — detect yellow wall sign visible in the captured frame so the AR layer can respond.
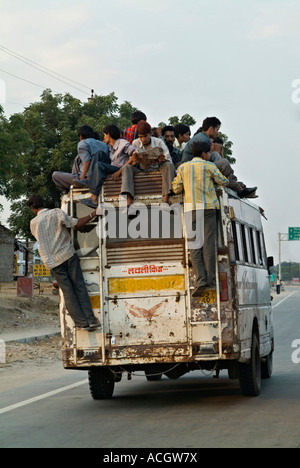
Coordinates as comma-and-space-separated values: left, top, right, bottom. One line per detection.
33, 264, 50, 277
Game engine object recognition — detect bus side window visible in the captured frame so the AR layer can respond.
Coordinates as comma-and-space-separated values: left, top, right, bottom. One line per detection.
260, 232, 267, 268
249, 228, 256, 264
240, 224, 249, 263
231, 221, 239, 261
244, 226, 254, 264
231, 221, 244, 262
256, 230, 263, 266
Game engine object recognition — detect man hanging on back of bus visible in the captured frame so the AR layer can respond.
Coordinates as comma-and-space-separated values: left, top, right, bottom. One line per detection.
27, 195, 101, 331
172, 141, 229, 297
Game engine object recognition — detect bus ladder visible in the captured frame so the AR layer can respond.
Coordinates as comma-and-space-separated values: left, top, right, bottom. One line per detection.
189, 242, 223, 361
69, 187, 106, 364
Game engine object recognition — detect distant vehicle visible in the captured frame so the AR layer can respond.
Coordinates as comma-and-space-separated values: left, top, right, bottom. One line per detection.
60, 173, 274, 399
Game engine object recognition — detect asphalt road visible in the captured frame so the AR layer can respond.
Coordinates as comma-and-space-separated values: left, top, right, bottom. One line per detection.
1, 287, 300, 449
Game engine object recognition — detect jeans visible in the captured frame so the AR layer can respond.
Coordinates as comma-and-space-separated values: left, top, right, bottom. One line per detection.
52, 254, 97, 327
87, 161, 120, 196
189, 209, 217, 288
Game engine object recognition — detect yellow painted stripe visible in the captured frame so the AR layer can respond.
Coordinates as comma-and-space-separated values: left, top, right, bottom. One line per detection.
89, 295, 100, 309
109, 275, 185, 294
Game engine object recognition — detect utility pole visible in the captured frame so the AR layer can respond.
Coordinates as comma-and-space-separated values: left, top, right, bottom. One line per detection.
278, 228, 300, 280
88, 89, 94, 102
278, 233, 288, 280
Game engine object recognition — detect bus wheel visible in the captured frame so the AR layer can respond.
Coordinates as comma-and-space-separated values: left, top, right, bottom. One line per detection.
88, 367, 115, 400
261, 352, 273, 379
239, 333, 261, 397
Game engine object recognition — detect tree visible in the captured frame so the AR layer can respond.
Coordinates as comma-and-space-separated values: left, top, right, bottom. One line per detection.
217, 131, 235, 164
0, 90, 135, 239
158, 113, 196, 128
270, 262, 300, 282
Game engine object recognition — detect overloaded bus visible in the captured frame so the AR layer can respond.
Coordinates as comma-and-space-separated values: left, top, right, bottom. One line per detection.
59, 171, 274, 399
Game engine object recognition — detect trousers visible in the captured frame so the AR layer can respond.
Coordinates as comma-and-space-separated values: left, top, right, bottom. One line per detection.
52, 254, 96, 328
120, 161, 175, 197
52, 171, 78, 192
52, 152, 111, 192
215, 159, 244, 192
189, 209, 217, 288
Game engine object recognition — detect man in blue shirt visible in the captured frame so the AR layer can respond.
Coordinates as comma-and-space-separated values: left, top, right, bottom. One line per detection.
181, 117, 220, 164
73, 124, 138, 208
52, 125, 110, 193
181, 117, 257, 198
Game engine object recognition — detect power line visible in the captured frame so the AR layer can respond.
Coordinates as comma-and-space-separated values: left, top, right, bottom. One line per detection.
0, 44, 91, 92
0, 44, 91, 95
0, 68, 61, 92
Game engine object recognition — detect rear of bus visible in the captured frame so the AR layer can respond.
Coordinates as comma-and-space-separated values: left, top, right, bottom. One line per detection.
60, 178, 273, 398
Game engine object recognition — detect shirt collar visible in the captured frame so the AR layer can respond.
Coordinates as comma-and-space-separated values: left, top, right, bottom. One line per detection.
37, 208, 49, 216
192, 157, 205, 161
112, 139, 121, 150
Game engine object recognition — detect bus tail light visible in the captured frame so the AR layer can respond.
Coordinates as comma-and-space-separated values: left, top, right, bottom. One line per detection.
219, 272, 228, 301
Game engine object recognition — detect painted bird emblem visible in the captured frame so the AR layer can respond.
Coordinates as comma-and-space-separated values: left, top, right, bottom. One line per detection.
126, 302, 164, 319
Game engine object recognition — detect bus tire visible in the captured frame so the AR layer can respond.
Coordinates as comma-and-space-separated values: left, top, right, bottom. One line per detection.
261, 352, 273, 379
88, 367, 115, 400
239, 333, 261, 397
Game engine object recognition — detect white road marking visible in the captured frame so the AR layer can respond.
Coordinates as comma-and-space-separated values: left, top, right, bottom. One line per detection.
0, 379, 88, 415
273, 292, 298, 309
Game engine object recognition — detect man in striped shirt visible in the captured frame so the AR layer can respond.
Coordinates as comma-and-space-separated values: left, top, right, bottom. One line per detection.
172, 141, 228, 296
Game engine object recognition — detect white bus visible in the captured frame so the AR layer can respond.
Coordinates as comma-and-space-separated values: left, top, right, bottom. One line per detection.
60, 173, 274, 398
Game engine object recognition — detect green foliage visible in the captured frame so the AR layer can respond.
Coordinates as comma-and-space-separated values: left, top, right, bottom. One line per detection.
217, 131, 235, 164
0, 90, 135, 238
158, 113, 196, 129
0, 91, 236, 238
270, 262, 300, 282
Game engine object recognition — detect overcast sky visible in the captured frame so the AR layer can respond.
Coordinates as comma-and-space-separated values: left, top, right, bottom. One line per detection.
0, 0, 300, 263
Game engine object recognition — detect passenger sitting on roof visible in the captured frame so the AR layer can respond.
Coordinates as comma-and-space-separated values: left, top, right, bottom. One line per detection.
52, 125, 110, 194
120, 120, 175, 210
210, 137, 257, 199
181, 117, 257, 198
73, 124, 138, 208
173, 123, 191, 151
162, 125, 182, 167
123, 110, 147, 144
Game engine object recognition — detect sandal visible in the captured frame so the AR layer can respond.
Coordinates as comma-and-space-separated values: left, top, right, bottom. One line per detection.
80, 198, 98, 209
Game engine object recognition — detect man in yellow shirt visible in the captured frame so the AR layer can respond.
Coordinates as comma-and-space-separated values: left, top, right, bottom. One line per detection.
172, 141, 228, 296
